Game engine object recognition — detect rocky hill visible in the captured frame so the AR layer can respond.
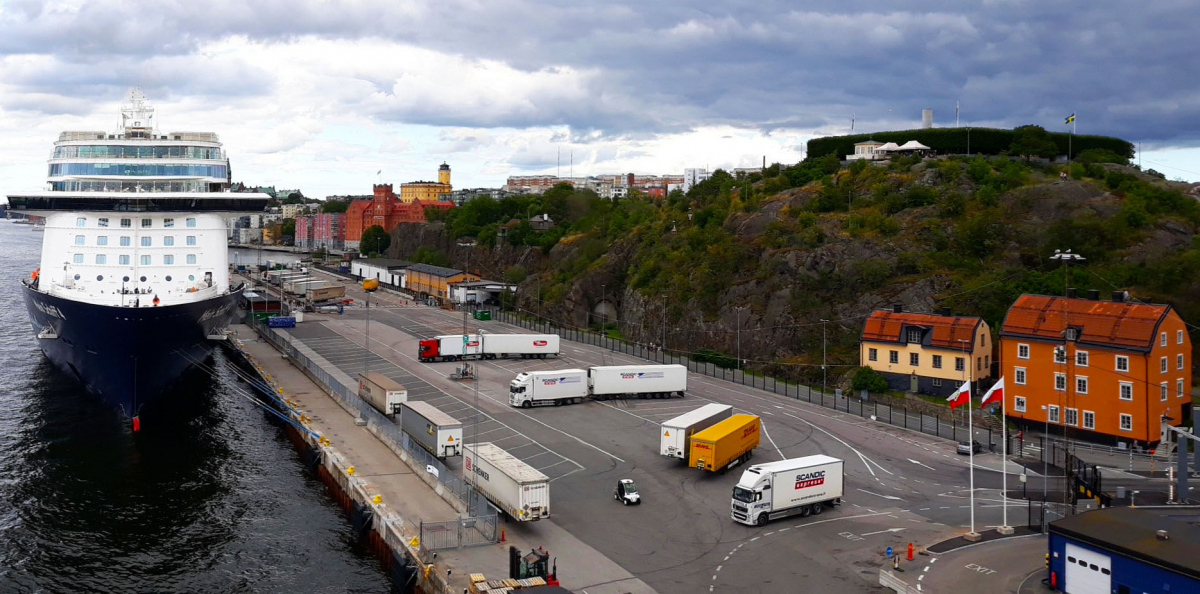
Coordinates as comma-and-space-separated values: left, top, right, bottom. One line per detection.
388, 154, 1200, 388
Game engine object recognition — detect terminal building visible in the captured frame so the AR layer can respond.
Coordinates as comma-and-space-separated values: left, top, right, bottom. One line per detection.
1048, 507, 1200, 593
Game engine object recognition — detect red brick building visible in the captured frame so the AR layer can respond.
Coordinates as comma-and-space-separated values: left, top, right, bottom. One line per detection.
346, 184, 453, 250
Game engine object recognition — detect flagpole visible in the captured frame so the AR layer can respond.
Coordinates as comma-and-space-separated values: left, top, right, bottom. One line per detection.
968, 361, 976, 537
1001, 379, 1008, 531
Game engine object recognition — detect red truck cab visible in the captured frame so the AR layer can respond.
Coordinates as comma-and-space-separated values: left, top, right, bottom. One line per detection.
418, 339, 441, 362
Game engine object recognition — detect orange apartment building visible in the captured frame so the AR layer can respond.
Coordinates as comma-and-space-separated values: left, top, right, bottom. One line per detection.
1000, 291, 1192, 445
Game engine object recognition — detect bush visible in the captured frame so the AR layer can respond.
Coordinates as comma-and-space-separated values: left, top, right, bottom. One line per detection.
851, 367, 890, 392
807, 128, 1133, 161
1076, 149, 1129, 165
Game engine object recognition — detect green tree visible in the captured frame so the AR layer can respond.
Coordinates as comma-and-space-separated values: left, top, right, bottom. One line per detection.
360, 225, 391, 256
851, 367, 890, 392
281, 217, 296, 237
1009, 125, 1058, 160
320, 200, 349, 214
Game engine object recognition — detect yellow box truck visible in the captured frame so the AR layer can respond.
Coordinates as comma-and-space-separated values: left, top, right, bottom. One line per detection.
689, 414, 761, 473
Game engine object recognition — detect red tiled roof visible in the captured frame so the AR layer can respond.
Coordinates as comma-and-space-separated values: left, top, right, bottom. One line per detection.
1000, 294, 1170, 351
861, 311, 981, 349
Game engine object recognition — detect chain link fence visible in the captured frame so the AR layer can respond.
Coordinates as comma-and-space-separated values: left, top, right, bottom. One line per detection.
483, 307, 1001, 450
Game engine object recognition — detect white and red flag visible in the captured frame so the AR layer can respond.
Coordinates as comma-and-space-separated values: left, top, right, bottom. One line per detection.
946, 381, 971, 410
980, 377, 1005, 408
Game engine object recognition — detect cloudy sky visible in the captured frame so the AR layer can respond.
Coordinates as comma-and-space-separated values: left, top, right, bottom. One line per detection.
1, 0, 1198, 200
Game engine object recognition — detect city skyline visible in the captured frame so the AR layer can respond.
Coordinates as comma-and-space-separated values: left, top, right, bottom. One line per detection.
1, 1, 1198, 200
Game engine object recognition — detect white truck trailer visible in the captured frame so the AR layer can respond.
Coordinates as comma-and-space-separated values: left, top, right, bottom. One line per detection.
418, 333, 560, 362
660, 403, 734, 459
509, 369, 588, 408
358, 372, 408, 417
731, 455, 844, 526
306, 284, 347, 302
400, 400, 463, 458
285, 279, 328, 295
464, 443, 550, 521
589, 364, 687, 400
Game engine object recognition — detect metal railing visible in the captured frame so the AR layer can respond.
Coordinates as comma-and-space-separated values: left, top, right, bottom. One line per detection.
484, 307, 1002, 450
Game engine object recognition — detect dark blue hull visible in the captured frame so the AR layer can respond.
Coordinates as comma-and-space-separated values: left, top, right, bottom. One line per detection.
22, 283, 243, 418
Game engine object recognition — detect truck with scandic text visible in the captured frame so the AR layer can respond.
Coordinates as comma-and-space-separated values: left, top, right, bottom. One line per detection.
660, 403, 733, 459
689, 414, 761, 473
465, 442, 550, 521
507, 364, 688, 408
418, 333, 560, 362
731, 455, 844, 526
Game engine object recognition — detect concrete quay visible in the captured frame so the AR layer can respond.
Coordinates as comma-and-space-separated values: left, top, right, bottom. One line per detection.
232, 322, 653, 593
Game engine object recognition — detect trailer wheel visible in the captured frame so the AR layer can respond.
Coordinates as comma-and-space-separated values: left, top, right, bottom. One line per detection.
800, 505, 811, 517
757, 513, 770, 526
811, 503, 824, 516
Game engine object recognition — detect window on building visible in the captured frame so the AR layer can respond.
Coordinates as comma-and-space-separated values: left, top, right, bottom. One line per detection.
186, 236, 196, 246
1161, 382, 1168, 402
97, 236, 108, 246
76, 217, 86, 227
1119, 381, 1133, 401
1083, 411, 1095, 429
73, 254, 83, 264
186, 254, 196, 265
1178, 379, 1185, 399
141, 236, 151, 247
140, 255, 151, 265
164, 218, 174, 228
1048, 405, 1060, 423
1076, 351, 1089, 367
910, 353, 919, 366
1065, 328, 1078, 341
981, 333, 986, 347
889, 351, 899, 364
1161, 332, 1168, 347
1054, 347, 1067, 364
98, 218, 109, 227
955, 357, 965, 371
1178, 354, 1185, 370
1160, 356, 1168, 373
163, 236, 174, 246
932, 355, 942, 369
1015, 367, 1026, 385
186, 218, 196, 227
1119, 414, 1132, 432
1076, 376, 1088, 394
119, 236, 130, 246
1178, 330, 1185, 345
932, 378, 942, 387
1017, 344, 1030, 359
1065, 409, 1078, 426
907, 329, 921, 343
1116, 356, 1129, 372
985, 355, 989, 368
868, 348, 877, 362
74, 235, 85, 245
164, 255, 174, 265
1055, 373, 1066, 391
95, 254, 106, 265
120, 218, 131, 228
119, 255, 130, 265
1015, 397, 1026, 413
977, 357, 982, 371
141, 218, 152, 228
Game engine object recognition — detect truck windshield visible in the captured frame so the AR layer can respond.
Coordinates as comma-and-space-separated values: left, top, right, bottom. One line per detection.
732, 487, 756, 503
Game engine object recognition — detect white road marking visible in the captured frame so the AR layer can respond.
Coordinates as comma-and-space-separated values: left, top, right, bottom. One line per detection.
761, 420, 784, 460
782, 411, 892, 477
908, 458, 937, 470
861, 528, 905, 536
856, 489, 904, 501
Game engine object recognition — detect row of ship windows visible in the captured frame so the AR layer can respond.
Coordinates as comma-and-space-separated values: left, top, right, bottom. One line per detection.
75, 235, 198, 246
77, 217, 196, 228
73, 254, 198, 265
1011, 369, 1187, 400
51, 180, 213, 192
53, 145, 223, 160
49, 163, 229, 177
73, 273, 196, 283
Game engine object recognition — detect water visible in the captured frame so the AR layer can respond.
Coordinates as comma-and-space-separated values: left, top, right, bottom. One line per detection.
0, 222, 389, 592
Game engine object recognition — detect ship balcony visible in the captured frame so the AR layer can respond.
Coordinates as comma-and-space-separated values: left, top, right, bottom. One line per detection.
43, 280, 229, 308
8, 191, 269, 214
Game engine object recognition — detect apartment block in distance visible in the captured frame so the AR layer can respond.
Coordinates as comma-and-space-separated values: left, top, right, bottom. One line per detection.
1000, 291, 1192, 445
860, 305, 993, 397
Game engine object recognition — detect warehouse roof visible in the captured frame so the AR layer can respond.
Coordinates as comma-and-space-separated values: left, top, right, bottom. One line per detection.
407, 263, 467, 278
1001, 294, 1172, 352
861, 310, 981, 350
1050, 507, 1200, 580
353, 258, 411, 270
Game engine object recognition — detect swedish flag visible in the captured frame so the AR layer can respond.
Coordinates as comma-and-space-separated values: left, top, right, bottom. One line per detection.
1065, 113, 1076, 124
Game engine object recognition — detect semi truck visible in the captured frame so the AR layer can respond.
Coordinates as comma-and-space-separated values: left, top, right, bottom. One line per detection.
731, 455, 844, 526
660, 403, 734, 459
507, 364, 688, 408
464, 443, 550, 521
358, 372, 408, 417
689, 414, 761, 473
509, 370, 588, 407
306, 284, 346, 302
284, 279, 328, 295
418, 333, 561, 362
400, 400, 463, 458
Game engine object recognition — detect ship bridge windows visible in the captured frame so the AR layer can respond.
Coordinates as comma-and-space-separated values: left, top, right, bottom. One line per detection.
48, 163, 229, 178
53, 145, 223, 160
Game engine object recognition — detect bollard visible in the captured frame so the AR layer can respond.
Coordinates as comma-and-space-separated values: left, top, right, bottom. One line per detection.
907, 543, 914, 561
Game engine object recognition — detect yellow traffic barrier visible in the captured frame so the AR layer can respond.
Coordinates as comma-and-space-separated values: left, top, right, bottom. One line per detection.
372, 494, 382, 504
347, 466, 356, 476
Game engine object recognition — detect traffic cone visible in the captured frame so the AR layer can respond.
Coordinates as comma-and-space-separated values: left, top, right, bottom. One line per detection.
501, 528, 506, 542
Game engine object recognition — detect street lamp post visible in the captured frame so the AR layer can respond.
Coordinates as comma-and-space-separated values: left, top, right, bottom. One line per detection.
735, 306, 747, 371
821, 319, 830, 397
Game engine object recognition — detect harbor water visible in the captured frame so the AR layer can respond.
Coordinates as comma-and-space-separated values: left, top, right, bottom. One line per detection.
0, 222, 388, 592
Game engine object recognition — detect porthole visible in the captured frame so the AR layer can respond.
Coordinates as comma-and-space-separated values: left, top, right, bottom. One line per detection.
96, 275, 104, 281
140, 276, 147, 282
74, 274, 81, 280
165, 275, 172, 282
123, 276, 130, 282
188, 275, 195, 281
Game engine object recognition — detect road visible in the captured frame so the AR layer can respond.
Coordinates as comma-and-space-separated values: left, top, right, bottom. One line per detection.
270, 276, 1041, 592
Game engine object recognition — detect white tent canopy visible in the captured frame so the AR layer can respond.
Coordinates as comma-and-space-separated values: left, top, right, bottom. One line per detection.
898, 140, 931, 150
876, 142, 901, 152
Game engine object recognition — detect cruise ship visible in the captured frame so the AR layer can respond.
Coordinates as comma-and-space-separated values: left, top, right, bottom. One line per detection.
9, 90, 268, 425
